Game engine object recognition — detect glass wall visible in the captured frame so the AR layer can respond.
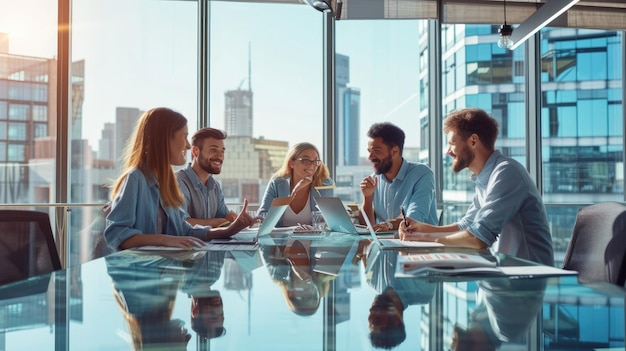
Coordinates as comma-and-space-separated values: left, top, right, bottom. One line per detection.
429, 24, 528, 222
208, 1, 323, 213
334, 20, 422, 204
540, 28, 624, 265
64, 0, 199, 264
0, 1, 57, 204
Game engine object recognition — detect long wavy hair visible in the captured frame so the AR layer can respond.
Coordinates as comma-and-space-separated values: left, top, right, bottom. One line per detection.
273, 142, 330, 187
111, 107, 188, 208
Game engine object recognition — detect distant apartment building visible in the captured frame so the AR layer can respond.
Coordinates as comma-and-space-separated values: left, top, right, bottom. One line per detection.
218, 136, 288, 207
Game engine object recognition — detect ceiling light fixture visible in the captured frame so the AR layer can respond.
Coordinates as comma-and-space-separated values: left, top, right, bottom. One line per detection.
301, 0, 343, 20
497, 0, 514, 49
508, 0, 580, 50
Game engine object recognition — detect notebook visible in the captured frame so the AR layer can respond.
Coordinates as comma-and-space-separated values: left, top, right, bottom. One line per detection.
210, 197, 292, 245
360, 207, 443, 249
315, 196, 389, 235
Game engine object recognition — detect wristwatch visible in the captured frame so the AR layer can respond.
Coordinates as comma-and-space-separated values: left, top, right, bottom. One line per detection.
384, 221, 394, 230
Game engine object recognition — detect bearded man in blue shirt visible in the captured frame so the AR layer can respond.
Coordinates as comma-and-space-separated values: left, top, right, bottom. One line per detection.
359, 122, 438, 232
177, 128, 254, 229
399, 108, 553, 265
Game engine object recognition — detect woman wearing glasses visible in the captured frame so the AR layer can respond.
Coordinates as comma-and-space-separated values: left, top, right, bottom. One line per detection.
258, 142, 334, 227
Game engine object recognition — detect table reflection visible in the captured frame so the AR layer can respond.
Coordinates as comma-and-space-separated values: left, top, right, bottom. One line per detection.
0, 236, 622, 351
106, 253, 193, 351
451, 278, 547, 351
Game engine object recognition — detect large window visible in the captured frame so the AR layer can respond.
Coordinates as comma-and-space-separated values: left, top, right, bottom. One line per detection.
0, 1, 57, 205
335, 20, 422, 203
540, 28, 623, 265
437, 24, 527, 222
68, 0, 198, 264
209, 2, 323, 210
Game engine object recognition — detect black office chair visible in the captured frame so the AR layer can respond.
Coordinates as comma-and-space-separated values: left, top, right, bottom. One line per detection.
0, 210, 62, 286
562, 202, 626, 285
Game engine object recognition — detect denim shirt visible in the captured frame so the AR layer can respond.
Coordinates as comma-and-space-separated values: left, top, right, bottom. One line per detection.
104, 168, 209, 250
371, 159, 438, 225
258, 176, 334, 227
457, 151, 554, 265
176, 165, 230, 220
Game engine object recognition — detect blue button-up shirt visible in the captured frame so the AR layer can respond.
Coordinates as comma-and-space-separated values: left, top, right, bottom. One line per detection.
372, 159, 438, 225
104, 168, 209, 250
458, 151, 553, 265
176, 165, 230, 220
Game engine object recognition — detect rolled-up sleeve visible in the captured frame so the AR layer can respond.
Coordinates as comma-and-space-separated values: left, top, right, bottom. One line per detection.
465, 163, 527, 246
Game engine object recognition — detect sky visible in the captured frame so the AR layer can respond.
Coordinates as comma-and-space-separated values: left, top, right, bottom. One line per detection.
1, 0, 422, 158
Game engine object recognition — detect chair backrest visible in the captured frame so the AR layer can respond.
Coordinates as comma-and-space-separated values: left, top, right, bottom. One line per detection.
0, 210, 62, 286
562, 202, 626, 285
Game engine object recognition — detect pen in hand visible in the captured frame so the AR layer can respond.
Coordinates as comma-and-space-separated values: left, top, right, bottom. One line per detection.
400, 206, 409, 228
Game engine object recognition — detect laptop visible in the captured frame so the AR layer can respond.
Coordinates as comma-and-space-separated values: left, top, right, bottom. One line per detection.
360, 207, 443, 249
210, 197, 292, 245
315, 197, 387, 235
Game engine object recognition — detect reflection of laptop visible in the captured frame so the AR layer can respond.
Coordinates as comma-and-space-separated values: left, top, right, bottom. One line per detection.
211, 197, 292, 245
315, 197, 372, 234
360, 207, 443, 249
312, 240, 358, 276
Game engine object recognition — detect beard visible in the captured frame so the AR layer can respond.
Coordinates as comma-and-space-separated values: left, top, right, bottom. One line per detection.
372, 153, 393, 175
451, 147, 474, 173
198, 157, 222, 175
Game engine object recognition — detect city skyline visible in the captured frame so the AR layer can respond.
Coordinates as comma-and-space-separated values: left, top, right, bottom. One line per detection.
0, 0, 423, 159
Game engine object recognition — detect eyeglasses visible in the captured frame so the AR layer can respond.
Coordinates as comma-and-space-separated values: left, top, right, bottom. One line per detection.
295, 158, 322, 167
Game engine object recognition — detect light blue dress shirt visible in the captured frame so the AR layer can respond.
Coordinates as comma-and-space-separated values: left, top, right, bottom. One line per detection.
457, 151, 554, 265
176, 165, 230, 220
104, 168, 209, 250
371, 159, 438, 225
258, 176, 334, 227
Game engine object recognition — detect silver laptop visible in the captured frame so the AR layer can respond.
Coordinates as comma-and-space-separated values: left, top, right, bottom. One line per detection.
210, 197, 291, 245
314, 197, 374, 234
360, 207, 443, 249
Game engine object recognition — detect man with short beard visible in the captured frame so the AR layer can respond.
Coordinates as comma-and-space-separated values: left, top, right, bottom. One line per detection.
359, 122, 438, 232
177, 128, 243, 228
399, 108, 553, 266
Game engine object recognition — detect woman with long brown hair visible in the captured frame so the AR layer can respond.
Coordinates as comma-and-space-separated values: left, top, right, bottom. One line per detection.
104, 107, 254, 250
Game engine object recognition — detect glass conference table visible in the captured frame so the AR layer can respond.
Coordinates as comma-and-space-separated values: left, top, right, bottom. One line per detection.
0, 232, 624, 351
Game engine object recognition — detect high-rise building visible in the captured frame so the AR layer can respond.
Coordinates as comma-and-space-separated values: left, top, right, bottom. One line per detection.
224, 89, 253, 137
225, 45, 254, 137
336, 53, 361, 166
98, 123, 115, 161
114, 107, 142, 169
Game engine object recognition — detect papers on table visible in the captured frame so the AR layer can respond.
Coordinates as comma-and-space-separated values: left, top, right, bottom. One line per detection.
395, 252, 578, 279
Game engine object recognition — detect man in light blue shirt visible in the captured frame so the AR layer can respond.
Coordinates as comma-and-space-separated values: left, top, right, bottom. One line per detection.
177, 128, 246, 228
399, 108, 553, 265
359, 122, 438, 232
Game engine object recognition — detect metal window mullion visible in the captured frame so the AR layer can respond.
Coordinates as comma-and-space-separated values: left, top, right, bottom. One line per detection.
323, 13, 336, 179
428, 19, 443, 209
56, 0, 71, 269
56, 1, 71, 349
622, 31, 626, 202
525, 33, 542, 195
198, 0, 210, 128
